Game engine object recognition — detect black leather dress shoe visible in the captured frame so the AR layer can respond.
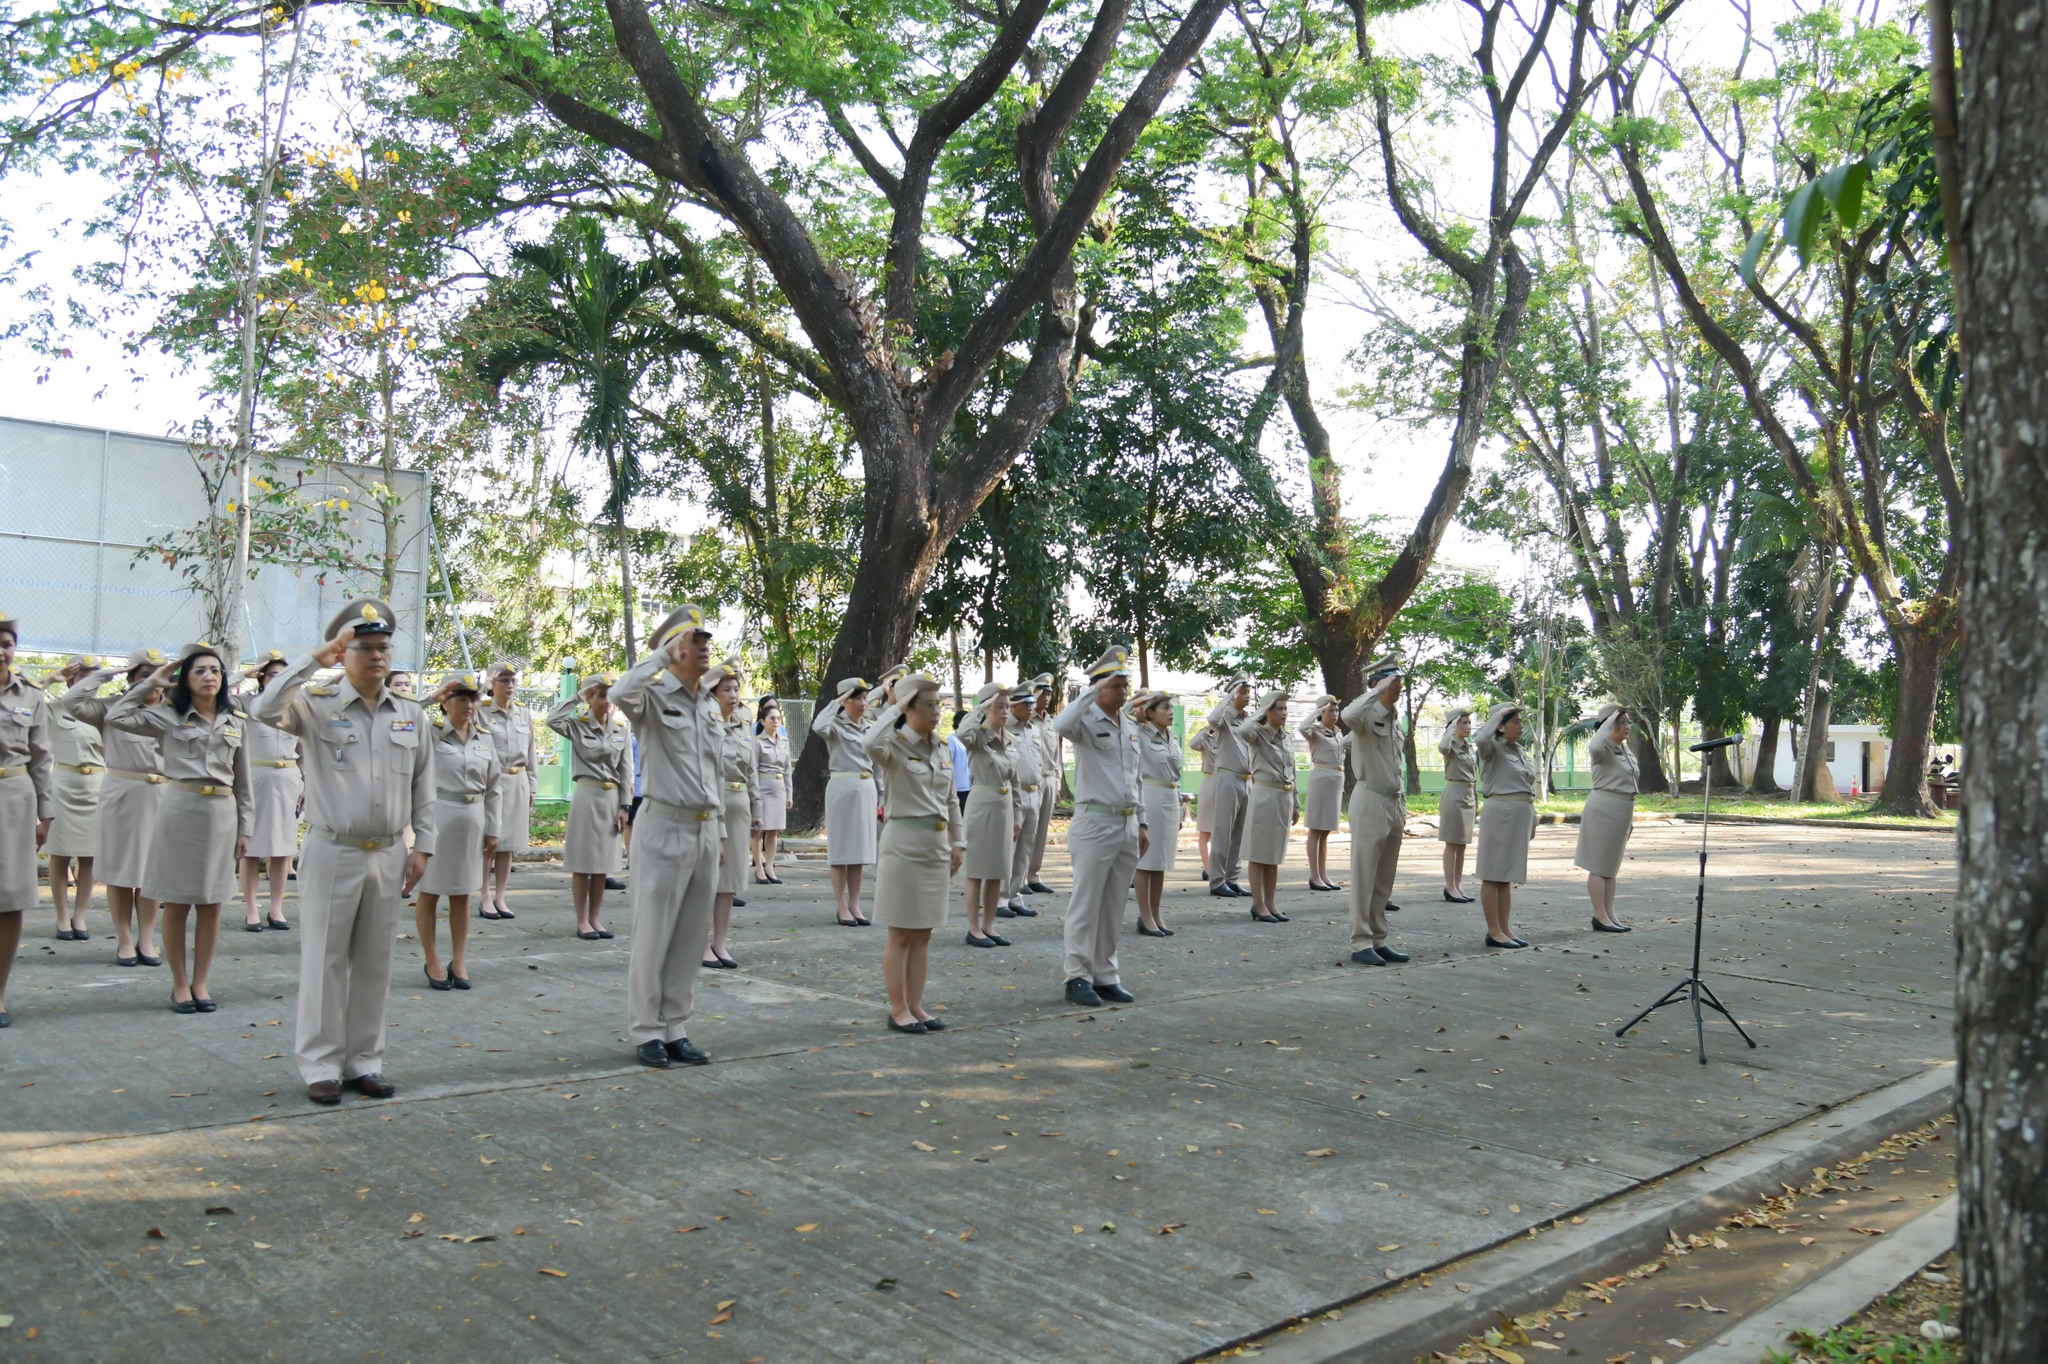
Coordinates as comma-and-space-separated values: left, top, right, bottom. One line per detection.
1350, 948, 1388, 966
886, 1018, 928, 1034
137, 952, 163, 966
1226, 882, 1248, 897
731, 896, 746, 908
1010, 903, 1039, 917
1094, 982, 1135, 1004
996, 903, 1018, 918
243, 921, 265, 933
306, 1079, 342, 1104
1137, 925, 1168, 937
426, 965, 451, 991
1028, 880, 1055, 895
1376, 945, 1411, 963
1442, 889, 1474, 903
916, 1016, 947, 1031
347, 1074, 397, 1099
115, 954, 138, 967
665, 1038, 711, 1066
171, 996, 198, 1014
266, 918, 291, 930
1065, 978, 1103, 1008
1591, 918, 1633, 933
194, 997, 218, 1013
1385, 901, 1402, 913
1210, 884, 1237, 898
0, 1010, 10, 1027
1485, 936, 1527, 949
605, 876, 627, 890
636, 1041, 673, 1068
966, 933, 998, 948
450, 973, 471, 990
578, 930, 602, 940
988, 934, 1011, 946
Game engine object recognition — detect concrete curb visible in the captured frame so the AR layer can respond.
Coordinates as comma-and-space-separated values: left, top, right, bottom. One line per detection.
1678, 1195, 1957, 1363
1664, 811, 1956, 833
1214, 1064, 1955, 1364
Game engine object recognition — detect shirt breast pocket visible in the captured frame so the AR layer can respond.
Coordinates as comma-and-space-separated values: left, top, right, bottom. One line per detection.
390, 727, 420, 769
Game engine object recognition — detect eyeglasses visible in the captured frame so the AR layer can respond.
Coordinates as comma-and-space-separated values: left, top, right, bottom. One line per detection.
187, 664, 224, 678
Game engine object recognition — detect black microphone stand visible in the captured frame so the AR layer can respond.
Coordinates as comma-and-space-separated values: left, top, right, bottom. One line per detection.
1615, 737, 1757, 1065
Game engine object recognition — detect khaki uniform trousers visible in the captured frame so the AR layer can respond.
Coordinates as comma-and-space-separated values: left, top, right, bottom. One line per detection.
626, 805, 721, 1046
1207, 772, 1249, 886
1004, 786, 1042, 899
1062, 809, 1138, 985
295, 835, 406, 1084
1029, 771, 1058, 877
1347, 789, 1405, 951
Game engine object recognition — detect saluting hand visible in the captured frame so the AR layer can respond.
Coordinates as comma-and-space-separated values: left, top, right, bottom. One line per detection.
312, 626, 355, 669
428, 678, 462, 706
401, 851, 430, 896
144, 661, 178, 692
579, 676, 604, 703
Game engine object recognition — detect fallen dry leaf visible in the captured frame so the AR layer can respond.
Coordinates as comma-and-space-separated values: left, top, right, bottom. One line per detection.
537, 1268, 568, 1278
407, 1213, 425, 1225
911, 1141, 936, 1153
677, 1226, 706, 1234
1157, 1223, 1187, 1235
479, 1157, 496, 1166
1377, 1243, 1403, 1252
795, 1223, 820, 1233
710, 1311, 732, 1326
717, 1300, 736, 1311
941, 1289, 962, 1300
1256, 1209, 1277, 1216
1303, 1148, 1338, 1158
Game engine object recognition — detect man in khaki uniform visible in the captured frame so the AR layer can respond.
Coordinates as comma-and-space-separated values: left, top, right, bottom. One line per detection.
0, 612, 55, 1027
1051, 647, 1148, 1008
1340, 656, 1411, 966
997, 685, 1042, 918
610, 604, 722, 1069
252, 598, 437, 1102
1025, 673, 1061, 894
1204, 677, 1254, 896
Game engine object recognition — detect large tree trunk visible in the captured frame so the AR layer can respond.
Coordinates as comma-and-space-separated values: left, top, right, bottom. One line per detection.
1749, 714, 1784, 795
1796, 685, 1838, 804
1875, 627, 1951, 817
1702, 723, 1741, 789
1628, 709, 1672, 793
1953, 0, 2048, 1351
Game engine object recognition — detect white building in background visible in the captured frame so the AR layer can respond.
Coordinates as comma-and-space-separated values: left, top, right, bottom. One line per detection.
1756, 724, 1963, 796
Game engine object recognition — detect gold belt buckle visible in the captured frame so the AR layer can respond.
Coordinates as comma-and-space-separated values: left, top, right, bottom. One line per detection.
602, 780, 616, 790
360, 839, 381, 851
935, 818, 948, 831
997, 786, 1009, 794
199, 784, 219, 796
697, 810, 713, 821
858, 772, 871, 780
146, 774, 163, 784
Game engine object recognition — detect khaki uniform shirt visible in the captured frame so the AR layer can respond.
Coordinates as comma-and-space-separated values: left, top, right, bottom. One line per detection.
1474, 717, 1538, 798
1341, 693, 1404, 799
479, 697, 538, 776
863, 706, 964, 847
250, 654, 439, 853
954, 708, 1019, 821
1240, 713, 1297, 793
59, 670, 162, 782
610, 652, 721, 817
1138, 726, 1183, 787
546, 698, 631, 790
1588, 715, 1639, 795
1439, 734, 1476, 785
754, 731, 789, 786
1298, 721, 1344, 772
719, 715, 762, 825
1205, 701, 1252, 777
0, 672, 54, 818
1189, 721, 1217, 775
430, 717, 503, 829
52, 698, 105, 774
1052, 688, 1143, 817
815, 701, 876, 778
107, 688, 253, 835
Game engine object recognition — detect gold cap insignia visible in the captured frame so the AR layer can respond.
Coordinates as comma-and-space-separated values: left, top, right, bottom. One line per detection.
361, 603, 381, 621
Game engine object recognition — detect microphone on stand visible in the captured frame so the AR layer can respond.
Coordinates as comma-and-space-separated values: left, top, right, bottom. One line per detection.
1689, 736, 1740, 753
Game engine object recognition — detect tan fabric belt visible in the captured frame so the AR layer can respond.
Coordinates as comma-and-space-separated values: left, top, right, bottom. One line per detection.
253, 759, 296, 768
437, 791, 481, 805
1355, 780, 1403, 800
1312, 763, 1343, 771
0, 765, 26, 780
1253, 778, 1294, 791
574, 776, 620, 790
502, 764, 528, 775
887, 815, 949, 830
169, 778, 232, 797
1075, 800, 1135, 817
971, 784, 1010, 794
1442, 777, 1472, 784
1219, 768, 1249, 780
642, 795, 718, 823
829, 769, 872, 780
1142, 779, 1178, 788
1488, 791, 1535, 802
57, 761, 103, 774
109, 769, 165, 785
310, 826, 404, 851
724, 780, 747, 791
1021, 783, 1040, 792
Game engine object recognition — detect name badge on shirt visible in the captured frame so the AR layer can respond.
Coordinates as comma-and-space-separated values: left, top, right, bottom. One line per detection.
392, 719, 417, 733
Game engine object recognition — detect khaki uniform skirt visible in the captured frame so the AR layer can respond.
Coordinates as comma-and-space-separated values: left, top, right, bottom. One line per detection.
1195, 771, 1220, 834
491, 769, 532, 850
563, 779, 623, 876
1573, 789, 1635, 878
144, 787, 238, 904
1476, 793, 1535, 884
718, 788, 751, 896
1137, 781, 1181, 873
1438, 779, 1476, 845
758, 769, 788, 832
962, 787, 1014, 881
875, 818, 952, 930
1245, 781, 1296, 866
0, 774, 37, 911
246, 763, 302, 860
1304, 767, 1343, 832
824, 770, 877, 866
48, 765, 102, 859
419, 794, 487, 897
96, 773, 162, 889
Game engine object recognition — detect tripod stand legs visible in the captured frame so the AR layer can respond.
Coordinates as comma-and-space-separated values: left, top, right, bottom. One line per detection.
1617, 973, 1758, 1065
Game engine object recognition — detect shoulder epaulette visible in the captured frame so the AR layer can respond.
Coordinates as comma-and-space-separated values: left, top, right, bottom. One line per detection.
307, 683, 338, 697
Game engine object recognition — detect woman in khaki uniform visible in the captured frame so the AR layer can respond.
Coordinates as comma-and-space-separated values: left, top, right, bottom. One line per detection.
42, 655, 102, 941
1575, 704, 1639, 933
548, 673, 630, 940
1298, 695, 1344, 892
1189, 712, 1217, 881
1239, 688, 1298, 924
477, 662, 536, 921
240, 651, 301, 931
1132, 691, 1183, 937
1437, 707, 1477, 903
108, 643, 252, 1012
0, 614, 54, 1027
864, 673, 963, 1033
705, 659, 758, 970
1473, 702, 1538, 949
61, 648, 169, 966
954, 683, 1019, 949
752, 703, 791, 883
416, 672, 501, 987
816, 676, 876, 926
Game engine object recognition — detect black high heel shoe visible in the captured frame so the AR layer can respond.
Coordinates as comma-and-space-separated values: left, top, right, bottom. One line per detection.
1442, 889, 1475, 903
1591, 918, 1632, 933
887, 1018, 928, 1034
425, 965, 451, 991
1250, 909, 1283, 924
